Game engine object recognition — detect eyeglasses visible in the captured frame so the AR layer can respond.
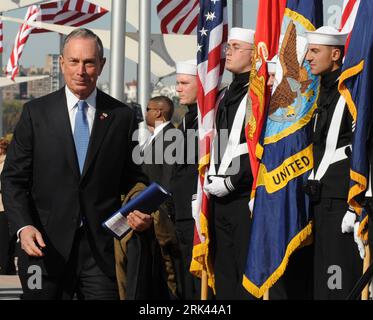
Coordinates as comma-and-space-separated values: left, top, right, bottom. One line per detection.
146, 108, 162, 112
223, 44, 254, 53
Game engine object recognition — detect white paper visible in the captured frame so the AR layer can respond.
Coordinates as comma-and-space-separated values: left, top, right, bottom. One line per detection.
104, 212, 131, 238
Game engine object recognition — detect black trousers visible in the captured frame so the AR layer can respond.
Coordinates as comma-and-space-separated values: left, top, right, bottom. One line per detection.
175, 219, 201, 300
0, 213, 16, 275
212, 195, 254, 300
126, 231, 171, 300
313, 198, 363, 300
19, 227, 119, 300
270, 244, 314, 300
367, 198, 373, 257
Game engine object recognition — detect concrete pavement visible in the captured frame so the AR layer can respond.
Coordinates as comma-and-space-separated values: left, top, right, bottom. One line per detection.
0, 275, 22, 300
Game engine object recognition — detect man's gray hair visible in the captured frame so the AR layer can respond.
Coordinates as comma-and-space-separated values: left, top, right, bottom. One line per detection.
62, 28, 104, 59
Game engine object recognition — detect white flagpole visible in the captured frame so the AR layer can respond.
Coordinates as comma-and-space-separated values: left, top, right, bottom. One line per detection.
138, 0, 151, 146
232, 0, 243, 27
58, 0, 65, 89
109, 0, 126, 102
231, 0, 243, 82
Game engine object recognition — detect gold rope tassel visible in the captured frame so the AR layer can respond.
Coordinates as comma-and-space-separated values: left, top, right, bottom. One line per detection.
263, 290, 269, 300
362, 245, 371, 300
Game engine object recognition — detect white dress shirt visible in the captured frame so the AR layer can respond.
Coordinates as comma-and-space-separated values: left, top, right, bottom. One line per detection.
142, 121, 171, 150
65, 85, 96, 135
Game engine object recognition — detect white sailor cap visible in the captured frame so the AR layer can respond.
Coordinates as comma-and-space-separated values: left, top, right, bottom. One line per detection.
228, 27, 255, 44
266, 55, 278, 74
176, 59, 197, 76
305, 26, 348, 46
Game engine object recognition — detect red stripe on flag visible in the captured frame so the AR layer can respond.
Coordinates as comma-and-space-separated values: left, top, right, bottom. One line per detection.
172, 0, 198, 33
6, 5, 40, 80
202, 88, 219, 114
88, 3, 96, 14
184, 15, 198, 34
34, 0, 107, 33
40, 14, 58, 20
68, 13, 104, 26
161, 0, 190, 32
55, 12, 84, 25
207, 45, 223, 73
40, 2, 59, 9
62, 0, 70, 12
75, 0, 84, 13
157, 0, 174, 13
341, 0, 357, 29
158, 0, 198, 34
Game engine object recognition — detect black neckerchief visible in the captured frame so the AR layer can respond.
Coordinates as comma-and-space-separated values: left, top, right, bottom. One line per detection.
313, 67, 342, 146
217, 71, 250, 130
183, 103, 198, 132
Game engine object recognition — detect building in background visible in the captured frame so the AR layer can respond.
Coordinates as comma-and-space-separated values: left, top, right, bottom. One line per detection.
124, 80, 138, 102
2, 53, 59, 100
44, 54, 60, 92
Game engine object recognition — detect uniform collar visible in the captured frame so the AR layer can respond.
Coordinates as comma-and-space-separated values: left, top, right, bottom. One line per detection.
321, 67, 341, 89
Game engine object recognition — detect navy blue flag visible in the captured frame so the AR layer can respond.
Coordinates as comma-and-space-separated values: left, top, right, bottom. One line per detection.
243, 0, 323, 298
338, 0, 373, 239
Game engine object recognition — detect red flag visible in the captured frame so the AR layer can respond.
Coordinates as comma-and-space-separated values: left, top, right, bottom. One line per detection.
247, 0, 286, 195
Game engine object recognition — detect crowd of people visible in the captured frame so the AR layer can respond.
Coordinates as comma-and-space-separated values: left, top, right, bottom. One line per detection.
0, 25, 372, 300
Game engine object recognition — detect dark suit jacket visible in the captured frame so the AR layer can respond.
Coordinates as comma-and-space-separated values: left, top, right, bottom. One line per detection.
118, 123, 180, 299
142, 122, 176, 193
1, 87, 147, 277
171, 104, 199, 221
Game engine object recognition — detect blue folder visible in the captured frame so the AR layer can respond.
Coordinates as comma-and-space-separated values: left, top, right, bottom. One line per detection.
102, 182, 171, 239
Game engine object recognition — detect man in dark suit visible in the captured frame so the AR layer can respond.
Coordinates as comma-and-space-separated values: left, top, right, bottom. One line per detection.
115, 96, 180, 300
1, 28, 148, 300
142, 96, 176, 193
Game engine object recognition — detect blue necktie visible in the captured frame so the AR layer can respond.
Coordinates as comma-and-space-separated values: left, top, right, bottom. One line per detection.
73, 100, 90, 173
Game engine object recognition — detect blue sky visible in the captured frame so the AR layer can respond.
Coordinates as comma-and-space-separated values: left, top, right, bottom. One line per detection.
0, 0, 343, 85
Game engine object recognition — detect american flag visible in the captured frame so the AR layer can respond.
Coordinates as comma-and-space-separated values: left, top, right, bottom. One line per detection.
157, 0, 199, 34
190, 0, 228, 293
6, 5, 40, 80
6, 0, 107, 80
0, 15, 3, 53
340, 0, 360, 53
33, 0, 107, 33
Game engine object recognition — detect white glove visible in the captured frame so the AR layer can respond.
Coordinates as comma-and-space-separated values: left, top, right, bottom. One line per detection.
249, 198, 255, 214
204, 176, 230, 197
354, 222, 365, 260
191, 197, 199, 220
341, 209, 356, 233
